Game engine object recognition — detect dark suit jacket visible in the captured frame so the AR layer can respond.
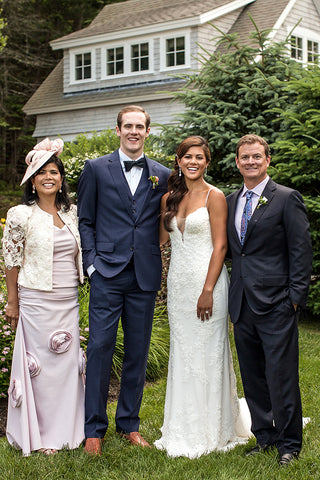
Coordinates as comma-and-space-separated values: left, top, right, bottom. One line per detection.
77, 149, 171, 291
227, 178, 312, 323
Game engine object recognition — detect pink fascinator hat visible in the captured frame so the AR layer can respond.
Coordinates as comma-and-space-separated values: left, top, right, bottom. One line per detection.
20, 137, 64, 186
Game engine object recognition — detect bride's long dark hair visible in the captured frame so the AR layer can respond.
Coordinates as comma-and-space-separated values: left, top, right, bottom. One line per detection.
164, 136, 211, 232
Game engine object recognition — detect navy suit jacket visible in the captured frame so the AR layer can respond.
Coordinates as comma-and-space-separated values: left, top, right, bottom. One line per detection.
227, 178, 313, 323
77, 149, 171, 291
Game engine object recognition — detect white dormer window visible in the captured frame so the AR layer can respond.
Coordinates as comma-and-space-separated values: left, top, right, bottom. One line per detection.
106, 47, 124, 75
289, 27, 320, 65
70, 48, 96, 84
75, 52, 92, 80
160, 31, 190, 71
166, 37, 185, 67
101, 39, 152, 79
131, 43, 149, 72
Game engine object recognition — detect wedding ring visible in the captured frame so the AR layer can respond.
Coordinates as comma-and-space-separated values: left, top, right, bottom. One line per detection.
205, 311, 209, 314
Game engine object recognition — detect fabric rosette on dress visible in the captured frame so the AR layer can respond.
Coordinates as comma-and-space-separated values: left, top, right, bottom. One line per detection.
48, 330, 72, 354
26, 352, 41, 378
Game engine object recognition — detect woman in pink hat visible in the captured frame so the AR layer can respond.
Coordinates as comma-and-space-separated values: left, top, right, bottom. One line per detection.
2, 138, 85, 456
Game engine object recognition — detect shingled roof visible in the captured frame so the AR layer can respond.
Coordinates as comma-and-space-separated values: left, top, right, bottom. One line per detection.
51, 0, 245, 46
225, 0, 295, 44
24, 0, 307, 118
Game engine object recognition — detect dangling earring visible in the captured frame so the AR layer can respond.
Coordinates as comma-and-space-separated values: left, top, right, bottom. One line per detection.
32, 185, 36, 194
178, 166, 182, 177
59, 185, 62, 193
205, 167, 208, 176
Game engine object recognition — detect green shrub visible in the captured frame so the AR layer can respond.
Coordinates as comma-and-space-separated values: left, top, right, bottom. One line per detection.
61, 129, 173, 192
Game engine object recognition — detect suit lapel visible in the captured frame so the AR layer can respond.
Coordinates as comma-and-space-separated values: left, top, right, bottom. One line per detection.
108, 151, 134, 215
243, 178, 276, 245
134, 157, 158, 221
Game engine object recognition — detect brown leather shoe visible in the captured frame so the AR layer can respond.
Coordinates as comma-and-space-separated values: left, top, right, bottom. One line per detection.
120, 431, 151, 448
84, 437, 102, 455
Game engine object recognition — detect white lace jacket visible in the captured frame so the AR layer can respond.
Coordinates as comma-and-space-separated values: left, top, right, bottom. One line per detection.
2, 203, 84, 291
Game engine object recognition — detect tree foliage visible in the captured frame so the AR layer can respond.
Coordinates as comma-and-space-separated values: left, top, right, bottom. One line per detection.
270, 67, 320, 316
159, 17, 303, 185
0, 0, 126, 185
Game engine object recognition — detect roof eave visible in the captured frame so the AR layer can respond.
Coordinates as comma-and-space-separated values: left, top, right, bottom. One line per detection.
23, 90, 179, 115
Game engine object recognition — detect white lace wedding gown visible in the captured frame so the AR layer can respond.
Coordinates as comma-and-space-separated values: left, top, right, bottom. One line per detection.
154, 203, 252, 458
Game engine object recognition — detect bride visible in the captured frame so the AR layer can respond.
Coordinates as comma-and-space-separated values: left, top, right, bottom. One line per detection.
154, 136, 251, 458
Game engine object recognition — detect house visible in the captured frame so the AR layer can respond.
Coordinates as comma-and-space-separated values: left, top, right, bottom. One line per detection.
23, 0, 320, 142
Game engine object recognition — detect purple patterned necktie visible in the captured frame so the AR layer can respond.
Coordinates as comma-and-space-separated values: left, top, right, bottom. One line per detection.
240, 190, 253, 245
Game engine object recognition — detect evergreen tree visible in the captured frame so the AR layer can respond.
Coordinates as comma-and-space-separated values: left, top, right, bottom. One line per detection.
270, 67, 320, 316
159, 17, 303, 185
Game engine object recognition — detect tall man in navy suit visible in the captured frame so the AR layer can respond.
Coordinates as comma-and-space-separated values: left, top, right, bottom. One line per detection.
227, 135, 312, 466
78, 105, 171, 454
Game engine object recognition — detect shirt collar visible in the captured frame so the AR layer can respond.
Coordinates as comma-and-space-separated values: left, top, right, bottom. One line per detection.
242, 175, 269, 198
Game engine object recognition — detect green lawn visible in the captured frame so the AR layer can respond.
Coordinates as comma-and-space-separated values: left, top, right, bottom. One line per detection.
0, 320, 319, 480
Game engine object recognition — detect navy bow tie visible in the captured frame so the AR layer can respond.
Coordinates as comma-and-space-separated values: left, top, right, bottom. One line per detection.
124, 157, 145, 172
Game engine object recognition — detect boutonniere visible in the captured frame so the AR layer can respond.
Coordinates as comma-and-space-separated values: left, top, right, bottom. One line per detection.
257, 196, 268, 209
149, 175, 159, 189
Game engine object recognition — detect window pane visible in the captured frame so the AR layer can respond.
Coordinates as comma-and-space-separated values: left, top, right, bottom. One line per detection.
141, 56, 149, 70
75, 54, 82, 67
140, 43, 148, 56
131, 44, 139, 57
83, 53, 91, 65
166, 52, 174, 67
107, 63, 115, 75
131, 58, 139, 71
75, 68, 82, 80
116, 61, 124, 74
116, 47, 123, 60
166, 39, 174, 52
107, 49, 114, 62
176, 37, 185, 50
176, 51, 185, 65
83, 66, 91, 79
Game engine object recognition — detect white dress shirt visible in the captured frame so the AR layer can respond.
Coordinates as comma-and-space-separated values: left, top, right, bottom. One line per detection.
235, 175, 269, 241
119, 148, 144, 195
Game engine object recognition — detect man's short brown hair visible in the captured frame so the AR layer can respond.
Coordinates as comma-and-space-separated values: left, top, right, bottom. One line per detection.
117, 105, 151, 130
236, 134, 270, 158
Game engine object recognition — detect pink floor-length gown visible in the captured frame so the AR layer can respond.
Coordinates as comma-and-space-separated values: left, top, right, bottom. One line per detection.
6, 225, 85, 456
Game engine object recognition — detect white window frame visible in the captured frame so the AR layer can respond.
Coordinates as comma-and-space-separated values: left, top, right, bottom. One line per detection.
70, 48, 96, 84
160, 30, 190, 72
101, 38, 153, 80
102, 44, 125, 78
288, 26, 320, 65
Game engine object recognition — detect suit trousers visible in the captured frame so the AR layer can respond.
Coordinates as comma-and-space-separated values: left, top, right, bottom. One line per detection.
233, 295, 302, 455
84, 264, 157, 438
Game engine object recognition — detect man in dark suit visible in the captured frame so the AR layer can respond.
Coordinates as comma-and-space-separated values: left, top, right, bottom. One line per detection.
227, 134, 312, 466
77, 105, 171, 455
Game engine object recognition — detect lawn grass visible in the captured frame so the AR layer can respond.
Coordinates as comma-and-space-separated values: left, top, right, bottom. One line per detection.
0, 319, 319, 480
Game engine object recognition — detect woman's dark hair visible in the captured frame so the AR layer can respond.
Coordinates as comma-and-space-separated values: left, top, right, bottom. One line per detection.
164, 136, 211, 232
22, 155, 71, 211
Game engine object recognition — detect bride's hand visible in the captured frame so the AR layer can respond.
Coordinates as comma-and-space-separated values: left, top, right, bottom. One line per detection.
197, 290, 213, 322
